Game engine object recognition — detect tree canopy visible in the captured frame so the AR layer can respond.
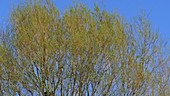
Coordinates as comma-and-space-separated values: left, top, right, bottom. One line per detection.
0, 0, 170, 96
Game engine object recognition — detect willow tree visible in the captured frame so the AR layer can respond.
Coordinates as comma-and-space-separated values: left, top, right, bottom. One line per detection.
0, 0, 170, 96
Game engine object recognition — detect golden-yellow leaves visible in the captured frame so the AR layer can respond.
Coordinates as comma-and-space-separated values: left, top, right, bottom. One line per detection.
0, 1, 169, 95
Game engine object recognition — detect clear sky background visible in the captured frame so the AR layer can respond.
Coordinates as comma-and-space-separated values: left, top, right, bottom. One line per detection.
0, 0, 170, 43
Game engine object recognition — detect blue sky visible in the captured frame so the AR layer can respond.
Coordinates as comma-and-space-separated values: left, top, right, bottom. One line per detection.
0, 0, 170, 42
